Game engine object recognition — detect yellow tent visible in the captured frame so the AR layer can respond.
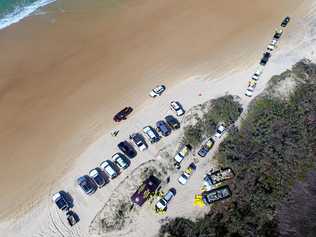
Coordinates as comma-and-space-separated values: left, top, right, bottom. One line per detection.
194, 194, 205, 207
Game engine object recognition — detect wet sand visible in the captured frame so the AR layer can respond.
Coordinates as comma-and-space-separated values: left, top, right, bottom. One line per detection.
0, 0, 302, 218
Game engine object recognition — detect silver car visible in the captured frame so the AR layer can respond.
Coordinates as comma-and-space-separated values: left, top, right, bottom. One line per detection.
112, 153, 130, 170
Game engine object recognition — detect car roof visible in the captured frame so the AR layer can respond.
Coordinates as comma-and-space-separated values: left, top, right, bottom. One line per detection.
178, 175, 188, 184
52, 192, 62, 201
164, 190, 174, 201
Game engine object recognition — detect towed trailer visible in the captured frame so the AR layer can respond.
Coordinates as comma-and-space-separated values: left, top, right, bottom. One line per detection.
203, 167, 234, 191
202, 185, 232, 205
209, 168, 234, 185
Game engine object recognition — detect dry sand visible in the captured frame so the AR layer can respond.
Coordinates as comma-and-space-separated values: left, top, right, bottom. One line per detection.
0, 0, 313, 236
0, 0, 302, 219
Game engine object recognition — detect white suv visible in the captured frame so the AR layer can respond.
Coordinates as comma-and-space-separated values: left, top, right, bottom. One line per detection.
100, 160, 118, 179
155, 189, 176, 211
214, 124, 226, 139
149, 85, 166, 97
170, 101, 185, 116
174, 144, 191, 163
112, 153, 130, 170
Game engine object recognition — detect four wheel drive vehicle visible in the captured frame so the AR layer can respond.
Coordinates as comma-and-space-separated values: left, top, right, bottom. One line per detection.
52, 191, 70, 211
198, 138, 215, 157
66, 211, 80, 227
267, 43, 276, 52
100, 160, 119, 179
170, 101, 185, 116
273, 29, 283, 40
143, 126, 160, 143
245, 85, 255, 97
202, 185, 232, 205
165, 115, 180, 129
260, 52, 271, 66
130, 133, 148, 151
89, 168, 107, 188
252, 67, 264, 81
113, 107, 133, 122
174, 144, 192, 163
156, 120, 172, 137
178, 163, 196, 185
112, 153, 130, 170
117, 140, 137, 158
248, 79, 257, 87
77, 175, 97, 195
214, 125, 226, 139
281, 16, 290, 27
149, 85, 166, 97
155, 188, 176, 211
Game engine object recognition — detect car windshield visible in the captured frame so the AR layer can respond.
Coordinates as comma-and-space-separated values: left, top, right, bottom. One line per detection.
56, 198, 67, 208
154, 87, 162, 92
173, 104, 180, 109
160, 199, 167, 206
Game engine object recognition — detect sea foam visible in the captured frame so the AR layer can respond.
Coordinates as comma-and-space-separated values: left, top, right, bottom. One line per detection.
0, 0, 56, 30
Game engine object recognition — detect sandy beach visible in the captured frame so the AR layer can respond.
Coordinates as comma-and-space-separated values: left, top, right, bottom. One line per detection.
0, 0, 313, 236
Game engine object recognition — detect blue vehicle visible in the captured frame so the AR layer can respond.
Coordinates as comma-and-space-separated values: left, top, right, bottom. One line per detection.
52, 191, 71, 211
89, 168, 107, 188
156, 120, 172, 137
77, 175, 97, 195
118, 141, 137, 158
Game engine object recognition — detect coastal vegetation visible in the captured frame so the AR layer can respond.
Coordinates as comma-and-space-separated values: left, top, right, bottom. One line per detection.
159, 60, 316, 237
182, 95, 243, 147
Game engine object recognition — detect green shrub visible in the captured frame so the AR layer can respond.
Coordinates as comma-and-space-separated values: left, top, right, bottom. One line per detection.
160, 60, 316, 237
182, 95, 242, 148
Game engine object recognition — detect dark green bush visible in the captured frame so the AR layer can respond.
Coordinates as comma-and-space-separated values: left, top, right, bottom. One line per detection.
160, 60, 316, 237
182, 95, 242, 148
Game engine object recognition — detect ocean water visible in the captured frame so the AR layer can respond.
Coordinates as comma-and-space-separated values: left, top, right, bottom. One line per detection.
0, 0, 56, 30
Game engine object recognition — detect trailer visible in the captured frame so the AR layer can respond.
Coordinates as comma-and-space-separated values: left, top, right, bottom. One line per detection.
202, 167, 234, 191
202, 185, 232, 205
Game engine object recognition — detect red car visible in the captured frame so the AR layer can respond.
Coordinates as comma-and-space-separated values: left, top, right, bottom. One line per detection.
113, 107, 133, 122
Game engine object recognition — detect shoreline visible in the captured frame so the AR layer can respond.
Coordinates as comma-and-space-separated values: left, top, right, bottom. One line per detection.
0, 0, 306, 229
0, 0, 56, 30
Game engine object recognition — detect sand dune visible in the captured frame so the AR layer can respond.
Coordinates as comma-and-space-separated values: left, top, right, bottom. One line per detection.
0, 0, 303, 220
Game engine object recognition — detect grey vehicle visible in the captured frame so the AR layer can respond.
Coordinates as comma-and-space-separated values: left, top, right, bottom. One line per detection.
77, 175, 97, 195
155, 188, 176, 211
130, 133, 148, 151
143, 126, 160, 143
156, 120, 172, 137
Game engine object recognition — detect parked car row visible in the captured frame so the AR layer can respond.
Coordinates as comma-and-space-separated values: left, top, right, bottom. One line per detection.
78, 103, 185, 196
245, 16, 290, 97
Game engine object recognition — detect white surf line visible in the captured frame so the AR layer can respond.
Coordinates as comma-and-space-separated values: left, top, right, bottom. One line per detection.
0, 0, 56, 30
